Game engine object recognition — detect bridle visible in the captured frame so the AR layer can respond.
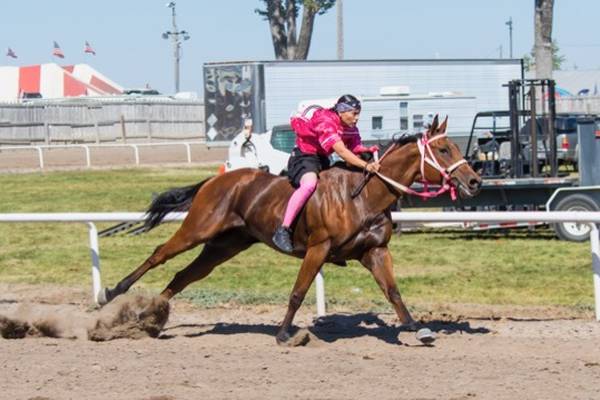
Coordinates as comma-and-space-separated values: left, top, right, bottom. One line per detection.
354, 130, 468, 200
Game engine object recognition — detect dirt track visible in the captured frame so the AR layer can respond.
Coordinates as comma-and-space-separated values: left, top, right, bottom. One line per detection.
1, 284, 600, 400
2, 145, 600, 399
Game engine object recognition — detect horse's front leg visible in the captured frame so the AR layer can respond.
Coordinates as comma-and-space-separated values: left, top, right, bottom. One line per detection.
277, 240, 330, 345
360, 246, 416, 330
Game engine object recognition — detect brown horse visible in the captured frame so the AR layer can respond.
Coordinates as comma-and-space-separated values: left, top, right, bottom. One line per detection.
98, 115, 481, 344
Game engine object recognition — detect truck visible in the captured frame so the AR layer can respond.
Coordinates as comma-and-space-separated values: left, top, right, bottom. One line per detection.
401, 79, 600, 242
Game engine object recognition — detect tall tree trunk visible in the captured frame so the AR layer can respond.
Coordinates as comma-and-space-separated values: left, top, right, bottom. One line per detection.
285, 0, 298, 59
534, 0, 554, 78
296, 4, 317, 59
258, 0, 334, 60
268, 0, 288, 59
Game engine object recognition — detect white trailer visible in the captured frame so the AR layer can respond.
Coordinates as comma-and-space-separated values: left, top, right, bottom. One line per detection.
297, 89, 477, 142
203, 59, 523, 149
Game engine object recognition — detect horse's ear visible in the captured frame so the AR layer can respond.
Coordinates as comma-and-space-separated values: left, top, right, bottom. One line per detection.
429, 114, 439, 134
437, 116, 448, 134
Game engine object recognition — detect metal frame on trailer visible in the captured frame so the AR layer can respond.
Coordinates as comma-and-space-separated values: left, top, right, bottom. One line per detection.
404, 115, 600, 242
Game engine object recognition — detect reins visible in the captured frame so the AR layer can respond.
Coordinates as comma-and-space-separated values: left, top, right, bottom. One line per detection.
350, 141, 397, 198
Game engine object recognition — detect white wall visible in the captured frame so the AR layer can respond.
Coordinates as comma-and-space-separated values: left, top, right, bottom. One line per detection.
263, 60, 522, 131
0, 67, 19, 101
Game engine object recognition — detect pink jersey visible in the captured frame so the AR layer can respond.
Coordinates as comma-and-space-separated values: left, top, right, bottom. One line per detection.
290, 108, 367, 156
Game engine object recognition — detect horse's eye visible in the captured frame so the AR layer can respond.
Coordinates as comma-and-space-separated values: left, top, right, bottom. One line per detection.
439, 147, 449, 154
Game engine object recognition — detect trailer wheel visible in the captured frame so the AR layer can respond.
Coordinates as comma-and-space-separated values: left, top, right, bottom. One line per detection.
553, 194, 599, 242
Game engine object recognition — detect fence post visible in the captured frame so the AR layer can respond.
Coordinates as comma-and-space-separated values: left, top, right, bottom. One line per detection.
82, 145, 91, 168
591, 224, 600, 321
130, 144, 140, 165
184, 143, 192, 163
120, 114, 127, 143
36, 147, 44, 169
87, 222, 102, 305
315, 269, 326, 317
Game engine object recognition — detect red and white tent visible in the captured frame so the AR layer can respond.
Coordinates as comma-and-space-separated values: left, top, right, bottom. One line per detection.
0, 63, 123, 101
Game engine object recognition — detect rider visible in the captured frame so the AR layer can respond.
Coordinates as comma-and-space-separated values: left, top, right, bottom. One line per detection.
272, 94, 381, 253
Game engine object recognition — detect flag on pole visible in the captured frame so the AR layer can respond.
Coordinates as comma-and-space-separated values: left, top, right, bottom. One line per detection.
6, 47, 17, 59
84, 41, 96, 55
52, 41, 65, 58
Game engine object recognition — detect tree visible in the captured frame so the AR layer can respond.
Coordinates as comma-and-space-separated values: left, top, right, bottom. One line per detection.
534, 0, 554, 78
256, 0, 336, 60
523, 40, 566, 72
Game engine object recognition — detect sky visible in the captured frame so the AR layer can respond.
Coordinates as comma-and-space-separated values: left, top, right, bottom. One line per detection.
1, 1, 598, 95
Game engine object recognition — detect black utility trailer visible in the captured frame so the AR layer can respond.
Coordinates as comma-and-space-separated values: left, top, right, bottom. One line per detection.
402, 80, 600, 242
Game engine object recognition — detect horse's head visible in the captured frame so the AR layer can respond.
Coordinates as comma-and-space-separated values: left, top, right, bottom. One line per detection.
417, 115, 482, 199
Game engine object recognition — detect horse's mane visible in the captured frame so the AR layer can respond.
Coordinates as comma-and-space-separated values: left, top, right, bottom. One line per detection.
392, 132, 422, 146
376, 132, 422, 154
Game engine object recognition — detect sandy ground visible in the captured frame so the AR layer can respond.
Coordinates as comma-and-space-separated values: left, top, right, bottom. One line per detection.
1, 284, 600, 400
2, 145, 600, 399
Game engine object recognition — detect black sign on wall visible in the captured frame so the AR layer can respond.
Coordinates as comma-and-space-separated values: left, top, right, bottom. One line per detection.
204, 64, 257, 142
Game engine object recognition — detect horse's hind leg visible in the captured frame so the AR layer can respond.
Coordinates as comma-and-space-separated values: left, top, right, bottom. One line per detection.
160, 233, 256, 300
360, 246, 416, 329
99, 225, 215, 305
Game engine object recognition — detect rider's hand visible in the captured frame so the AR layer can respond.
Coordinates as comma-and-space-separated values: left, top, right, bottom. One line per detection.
365, 161, 380, 174
368, 145, 379, 153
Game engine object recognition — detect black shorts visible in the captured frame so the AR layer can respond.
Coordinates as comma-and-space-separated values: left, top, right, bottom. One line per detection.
287, 148, 331, 188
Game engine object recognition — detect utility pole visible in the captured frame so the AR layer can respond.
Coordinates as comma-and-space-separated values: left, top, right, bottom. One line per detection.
336, 0, 344, 60
506, 17, 513, 58
162, 2, 190, 93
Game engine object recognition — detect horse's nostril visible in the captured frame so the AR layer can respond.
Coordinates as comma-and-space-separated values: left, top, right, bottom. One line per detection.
469, 178, 482, 191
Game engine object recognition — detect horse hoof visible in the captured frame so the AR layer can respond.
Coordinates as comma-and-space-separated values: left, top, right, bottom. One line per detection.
416, 328, 436, 344
96, 288, 113, 306
276, 330, 311, 347
276, 331, 291, 345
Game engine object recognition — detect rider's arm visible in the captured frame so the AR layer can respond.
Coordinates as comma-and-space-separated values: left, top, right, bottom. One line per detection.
332, 141, 380, 173
344, 130, 370, 154
341, 127, 379, 155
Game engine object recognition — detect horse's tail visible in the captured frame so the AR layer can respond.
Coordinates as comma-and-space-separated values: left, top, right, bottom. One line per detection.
144, 177, 212, 231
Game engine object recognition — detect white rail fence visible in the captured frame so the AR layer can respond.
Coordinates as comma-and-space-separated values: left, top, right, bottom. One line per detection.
0, 211, 599, 320
0, 141, 208, 169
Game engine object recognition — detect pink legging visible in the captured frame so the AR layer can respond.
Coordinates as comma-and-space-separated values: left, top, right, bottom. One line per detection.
282, 174, 318, 227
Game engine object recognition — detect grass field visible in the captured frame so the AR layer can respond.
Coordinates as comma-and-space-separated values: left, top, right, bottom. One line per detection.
0, 166, 594, 313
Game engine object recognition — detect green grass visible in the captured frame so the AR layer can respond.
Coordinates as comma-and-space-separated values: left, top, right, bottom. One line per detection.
0, 167, 594, 312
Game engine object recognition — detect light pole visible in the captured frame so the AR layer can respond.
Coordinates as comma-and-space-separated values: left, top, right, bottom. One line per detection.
505, 17, 513, 59
162, 1, 190, 93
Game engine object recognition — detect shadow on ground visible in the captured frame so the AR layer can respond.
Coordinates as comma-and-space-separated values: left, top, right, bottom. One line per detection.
161, 312, 491, 345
